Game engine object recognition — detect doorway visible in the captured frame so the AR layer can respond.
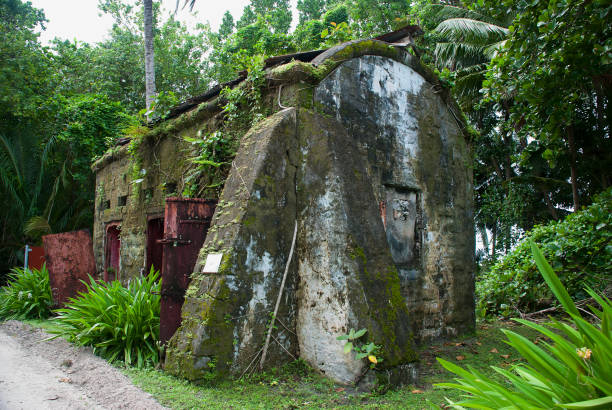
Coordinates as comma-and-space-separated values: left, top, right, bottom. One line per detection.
159, 198, 216, 344
104, 224, 121, 282
146, 217, 164, 275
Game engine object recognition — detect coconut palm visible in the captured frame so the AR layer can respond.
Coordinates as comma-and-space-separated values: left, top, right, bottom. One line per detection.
431, 5, 511, 110
144, 0, 156, 114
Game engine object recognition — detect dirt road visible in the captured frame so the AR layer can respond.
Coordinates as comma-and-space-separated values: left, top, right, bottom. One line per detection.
0, 321, 167, 410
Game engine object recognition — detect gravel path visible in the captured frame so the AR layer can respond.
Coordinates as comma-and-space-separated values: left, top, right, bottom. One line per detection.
0, 321, 167, 410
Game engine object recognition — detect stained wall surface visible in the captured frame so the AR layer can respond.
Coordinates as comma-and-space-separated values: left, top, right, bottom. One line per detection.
93, 43, 475, 387
165, 53, 474, 386
92, 118, 221, 282
313, 55, 475, 341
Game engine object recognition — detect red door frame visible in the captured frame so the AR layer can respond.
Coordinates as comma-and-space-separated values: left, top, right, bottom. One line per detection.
146, 215, 164, 276
104, 223, 121, 282
160, 198, 216, 344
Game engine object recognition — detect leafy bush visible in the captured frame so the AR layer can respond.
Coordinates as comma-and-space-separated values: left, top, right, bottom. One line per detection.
437, 241, 612, 409
478, 188, 611, 317
0, 264, 53, 320
52, 271, 161, 368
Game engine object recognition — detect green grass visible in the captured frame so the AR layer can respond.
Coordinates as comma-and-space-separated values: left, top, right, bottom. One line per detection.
120, 321, 543, 409
22, 318, 63, 334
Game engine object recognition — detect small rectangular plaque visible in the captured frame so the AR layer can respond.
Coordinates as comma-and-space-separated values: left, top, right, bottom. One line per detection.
202, 253, 223, 273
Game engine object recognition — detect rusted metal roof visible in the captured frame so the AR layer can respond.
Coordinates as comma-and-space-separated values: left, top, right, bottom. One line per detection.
154, 24, 422, 124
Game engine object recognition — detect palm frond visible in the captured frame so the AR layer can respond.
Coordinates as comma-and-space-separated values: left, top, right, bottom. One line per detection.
427, 4, 505, 27
0, 134, 23, 188
484, 39, 507, 59
23, 215, 52, 237
435, 18, 508, 47
435, 42, 490, 69
175, 0, 196, 13
30, 136, 56, 219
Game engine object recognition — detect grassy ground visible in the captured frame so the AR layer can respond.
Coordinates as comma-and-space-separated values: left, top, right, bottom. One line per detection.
120, 321, 543, 409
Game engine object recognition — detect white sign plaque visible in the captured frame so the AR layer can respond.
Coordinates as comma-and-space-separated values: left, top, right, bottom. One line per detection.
202, 253, 223, 273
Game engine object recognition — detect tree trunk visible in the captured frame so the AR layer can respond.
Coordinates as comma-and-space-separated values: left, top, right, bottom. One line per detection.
541, 188, 558, 220
490, 223, 497, 259
566, 126, 580, 212
144, 0, 156, 117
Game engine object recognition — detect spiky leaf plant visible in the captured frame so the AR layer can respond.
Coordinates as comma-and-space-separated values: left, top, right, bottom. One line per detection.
436, 241, 612, 409
52, 270, 161, 368
0, 264, 53, 320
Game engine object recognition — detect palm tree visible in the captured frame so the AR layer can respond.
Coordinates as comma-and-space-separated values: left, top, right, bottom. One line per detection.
144, 0, 156, 114
431, 5, 510, 110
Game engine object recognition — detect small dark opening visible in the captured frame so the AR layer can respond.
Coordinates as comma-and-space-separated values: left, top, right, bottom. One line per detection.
102, 200, 110, 210
118, 195, 127, 206
146, 218, 164, 275
165, 182, 177, 195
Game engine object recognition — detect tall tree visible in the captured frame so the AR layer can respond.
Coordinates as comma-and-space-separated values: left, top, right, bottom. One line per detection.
143, 0, 156, 114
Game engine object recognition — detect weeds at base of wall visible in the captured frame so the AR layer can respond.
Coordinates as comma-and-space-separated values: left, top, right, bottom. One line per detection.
119, 321, 545, 409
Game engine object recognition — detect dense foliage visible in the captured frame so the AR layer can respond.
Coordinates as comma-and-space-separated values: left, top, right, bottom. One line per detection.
478, 189, 611, 317
52, 271, 161, 368
1, 0, 609, 309
438, 242, 612, 409
0, 265, 53, 320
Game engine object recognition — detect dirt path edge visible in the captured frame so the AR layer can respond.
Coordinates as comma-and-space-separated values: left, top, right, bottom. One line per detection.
0, 320, 167, 410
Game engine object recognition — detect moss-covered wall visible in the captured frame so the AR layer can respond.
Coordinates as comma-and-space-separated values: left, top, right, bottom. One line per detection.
92, 117, 223, 281
94, 39, 474, 388
314, 55, 475, 341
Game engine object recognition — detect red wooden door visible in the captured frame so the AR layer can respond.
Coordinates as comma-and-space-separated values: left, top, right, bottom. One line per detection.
105, 224, 121, 282
159, 198, 216, 344
146, 217, 164, 275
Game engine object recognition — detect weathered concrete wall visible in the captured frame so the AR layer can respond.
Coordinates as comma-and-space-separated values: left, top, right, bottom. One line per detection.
314, 55, 475, 341
166, 105, 421, 386
94, 39, 474, 387
93, 119, 221, 282
296, 109, 416, 385
165, 109, 301, 380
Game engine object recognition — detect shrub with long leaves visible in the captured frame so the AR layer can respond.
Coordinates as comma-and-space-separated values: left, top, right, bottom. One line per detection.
436, 241, 612, 409
0, 264, 53, 320
52, 270, 161, 368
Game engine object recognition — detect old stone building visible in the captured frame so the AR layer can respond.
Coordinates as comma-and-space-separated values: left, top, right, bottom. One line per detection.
92, 26, 475, 387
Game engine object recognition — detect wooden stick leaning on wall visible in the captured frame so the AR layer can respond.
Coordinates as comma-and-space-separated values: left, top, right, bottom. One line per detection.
259, 221, 298, 370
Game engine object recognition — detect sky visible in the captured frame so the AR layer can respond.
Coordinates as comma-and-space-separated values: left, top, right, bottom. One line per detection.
28, 0, 295, 45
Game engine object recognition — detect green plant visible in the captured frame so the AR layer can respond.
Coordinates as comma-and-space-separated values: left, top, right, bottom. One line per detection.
51, 269, 161, 368
478, 188, 611, 317
321, 20, 353, 46
182, 57, 267, 198
337, 328, 382, 367
436, 241, 612, 409
0, 264, 53, 320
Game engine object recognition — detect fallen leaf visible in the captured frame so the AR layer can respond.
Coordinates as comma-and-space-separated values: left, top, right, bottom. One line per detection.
501, 354, 510, 359
456, 355, 465, 361
475, 342, 482, 346
335, 387, 345, 392
58, 377, 72, 383
455, 342, 465, 347
490, 348, 499, 354
411, 389, 424, 394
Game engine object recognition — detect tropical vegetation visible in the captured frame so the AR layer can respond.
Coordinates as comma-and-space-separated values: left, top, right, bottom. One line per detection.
438, 242, 612, 409
478, 188, 611, 317
0, 1, 610, 405
0, 264, 53, 320
51, 270, 161, 368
